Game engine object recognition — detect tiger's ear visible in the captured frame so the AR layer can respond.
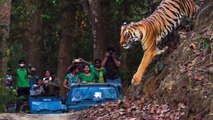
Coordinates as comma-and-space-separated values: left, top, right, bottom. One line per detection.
121, 22, 129, 34
122, 22, 128, 25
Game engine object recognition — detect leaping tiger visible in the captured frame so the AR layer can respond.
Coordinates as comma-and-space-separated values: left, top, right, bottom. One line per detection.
120, 0, 198, 85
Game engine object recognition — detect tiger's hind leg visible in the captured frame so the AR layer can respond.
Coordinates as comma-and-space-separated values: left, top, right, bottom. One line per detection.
132, 50, 156, 85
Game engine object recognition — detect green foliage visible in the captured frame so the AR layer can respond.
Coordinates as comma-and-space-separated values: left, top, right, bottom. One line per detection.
0, 72, 17, 112
7, 0, 164, 85
115, 0, 124, 5
0, 0, 6, 5
7, 42, 26, 69
9, 1, 37, 68
197, 35, 212, 49
12, 1, 36, 26
41, 14, 52, 23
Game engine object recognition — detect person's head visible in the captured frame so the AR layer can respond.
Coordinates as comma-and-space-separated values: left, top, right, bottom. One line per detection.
45, 70, 51, 77
18, 59, 26, 68
7, 68, 12, 74
94, 59, 102, 68
30, 67, 36, 74
83, 64, 90, 73
107, 47, 115, 56
70, 64, 79, 74
37, 78, 43, 85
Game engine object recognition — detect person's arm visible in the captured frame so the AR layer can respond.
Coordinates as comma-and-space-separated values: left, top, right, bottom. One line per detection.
112, 57, 121, 67
33, 81, 44, 90
32, 85, 39, 90
112, 52, 121, 67
79, 58, 90, 65
63, 79, 70, 90
77, 79, 81, 83
101, 52, 110, 67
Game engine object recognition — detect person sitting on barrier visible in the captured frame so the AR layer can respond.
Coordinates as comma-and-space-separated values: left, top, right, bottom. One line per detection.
42, 70, 53, 95
79, 64, 97, 83
63, 64, 80, 90
29, 67, 39, 90
72, 58, 90, 73
30, 78, 45, 96
90, 59, 106, 83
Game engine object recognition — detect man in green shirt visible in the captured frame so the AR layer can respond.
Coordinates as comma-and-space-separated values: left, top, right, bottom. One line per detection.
17, 68, 29, 88
16, 60, 30, 112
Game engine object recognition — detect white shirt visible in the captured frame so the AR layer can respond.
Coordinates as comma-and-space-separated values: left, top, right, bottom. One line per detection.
30, 84, 44, 96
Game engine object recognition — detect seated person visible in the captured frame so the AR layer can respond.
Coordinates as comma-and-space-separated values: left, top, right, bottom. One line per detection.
29, 67, 39, 89
63, 64, 80, 90
78, 64, 97, 83
72, 58, 90, 73
43, 70, 53, 84
90, 59, 106, 83
30, 78, 45, 96
42, 70, 54, 95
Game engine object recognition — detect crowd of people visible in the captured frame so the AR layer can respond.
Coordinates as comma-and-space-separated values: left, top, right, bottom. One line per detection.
5, 60, 60, 112
4, 46, 122, 112
63, 46, 122, 90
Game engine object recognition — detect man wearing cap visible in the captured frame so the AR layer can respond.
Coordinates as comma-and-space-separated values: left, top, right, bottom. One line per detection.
29, 67, 39, 89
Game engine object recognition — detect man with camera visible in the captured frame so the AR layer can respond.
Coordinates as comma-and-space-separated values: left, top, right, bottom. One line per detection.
101, 47, 121, 85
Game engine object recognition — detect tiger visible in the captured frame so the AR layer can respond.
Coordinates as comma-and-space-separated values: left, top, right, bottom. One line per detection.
120, 0, 198, 85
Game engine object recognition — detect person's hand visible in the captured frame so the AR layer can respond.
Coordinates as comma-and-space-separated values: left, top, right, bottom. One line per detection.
112, 52, 116, 58
105, 52, 110, 57
73, 58, 80, 63
79, 58, 84, 62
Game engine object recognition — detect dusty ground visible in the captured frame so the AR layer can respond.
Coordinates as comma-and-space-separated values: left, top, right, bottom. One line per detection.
0, 112, 80, 120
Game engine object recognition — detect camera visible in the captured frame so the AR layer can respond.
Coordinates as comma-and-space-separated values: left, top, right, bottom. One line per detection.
107, 47, 115, 57
19, 64, 25, 67
109, 50, 114, 56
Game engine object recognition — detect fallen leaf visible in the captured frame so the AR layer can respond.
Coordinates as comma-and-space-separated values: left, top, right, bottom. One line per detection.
190, 43, 196, 50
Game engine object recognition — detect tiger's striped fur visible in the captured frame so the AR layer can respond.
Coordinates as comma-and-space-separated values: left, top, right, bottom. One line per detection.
120, 0, 197, 85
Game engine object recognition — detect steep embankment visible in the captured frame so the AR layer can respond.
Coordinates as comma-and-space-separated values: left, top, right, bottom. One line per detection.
77, 1, 213, 120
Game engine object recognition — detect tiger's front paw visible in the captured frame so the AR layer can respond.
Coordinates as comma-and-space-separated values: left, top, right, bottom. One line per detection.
131, 74, 141, 85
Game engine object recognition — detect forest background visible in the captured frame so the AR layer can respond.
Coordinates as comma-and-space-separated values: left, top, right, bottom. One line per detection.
0, 0, 163, 94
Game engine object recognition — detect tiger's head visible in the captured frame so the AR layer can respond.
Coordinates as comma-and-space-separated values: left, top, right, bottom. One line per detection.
120, 22, 143, 49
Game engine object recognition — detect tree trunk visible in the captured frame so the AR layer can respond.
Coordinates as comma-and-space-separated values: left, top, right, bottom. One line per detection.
27, 10, 43, 75
58, 0, 77, 96
81, 0, 109, 59
0, 0, 11, 73
21, 0, 43, 75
